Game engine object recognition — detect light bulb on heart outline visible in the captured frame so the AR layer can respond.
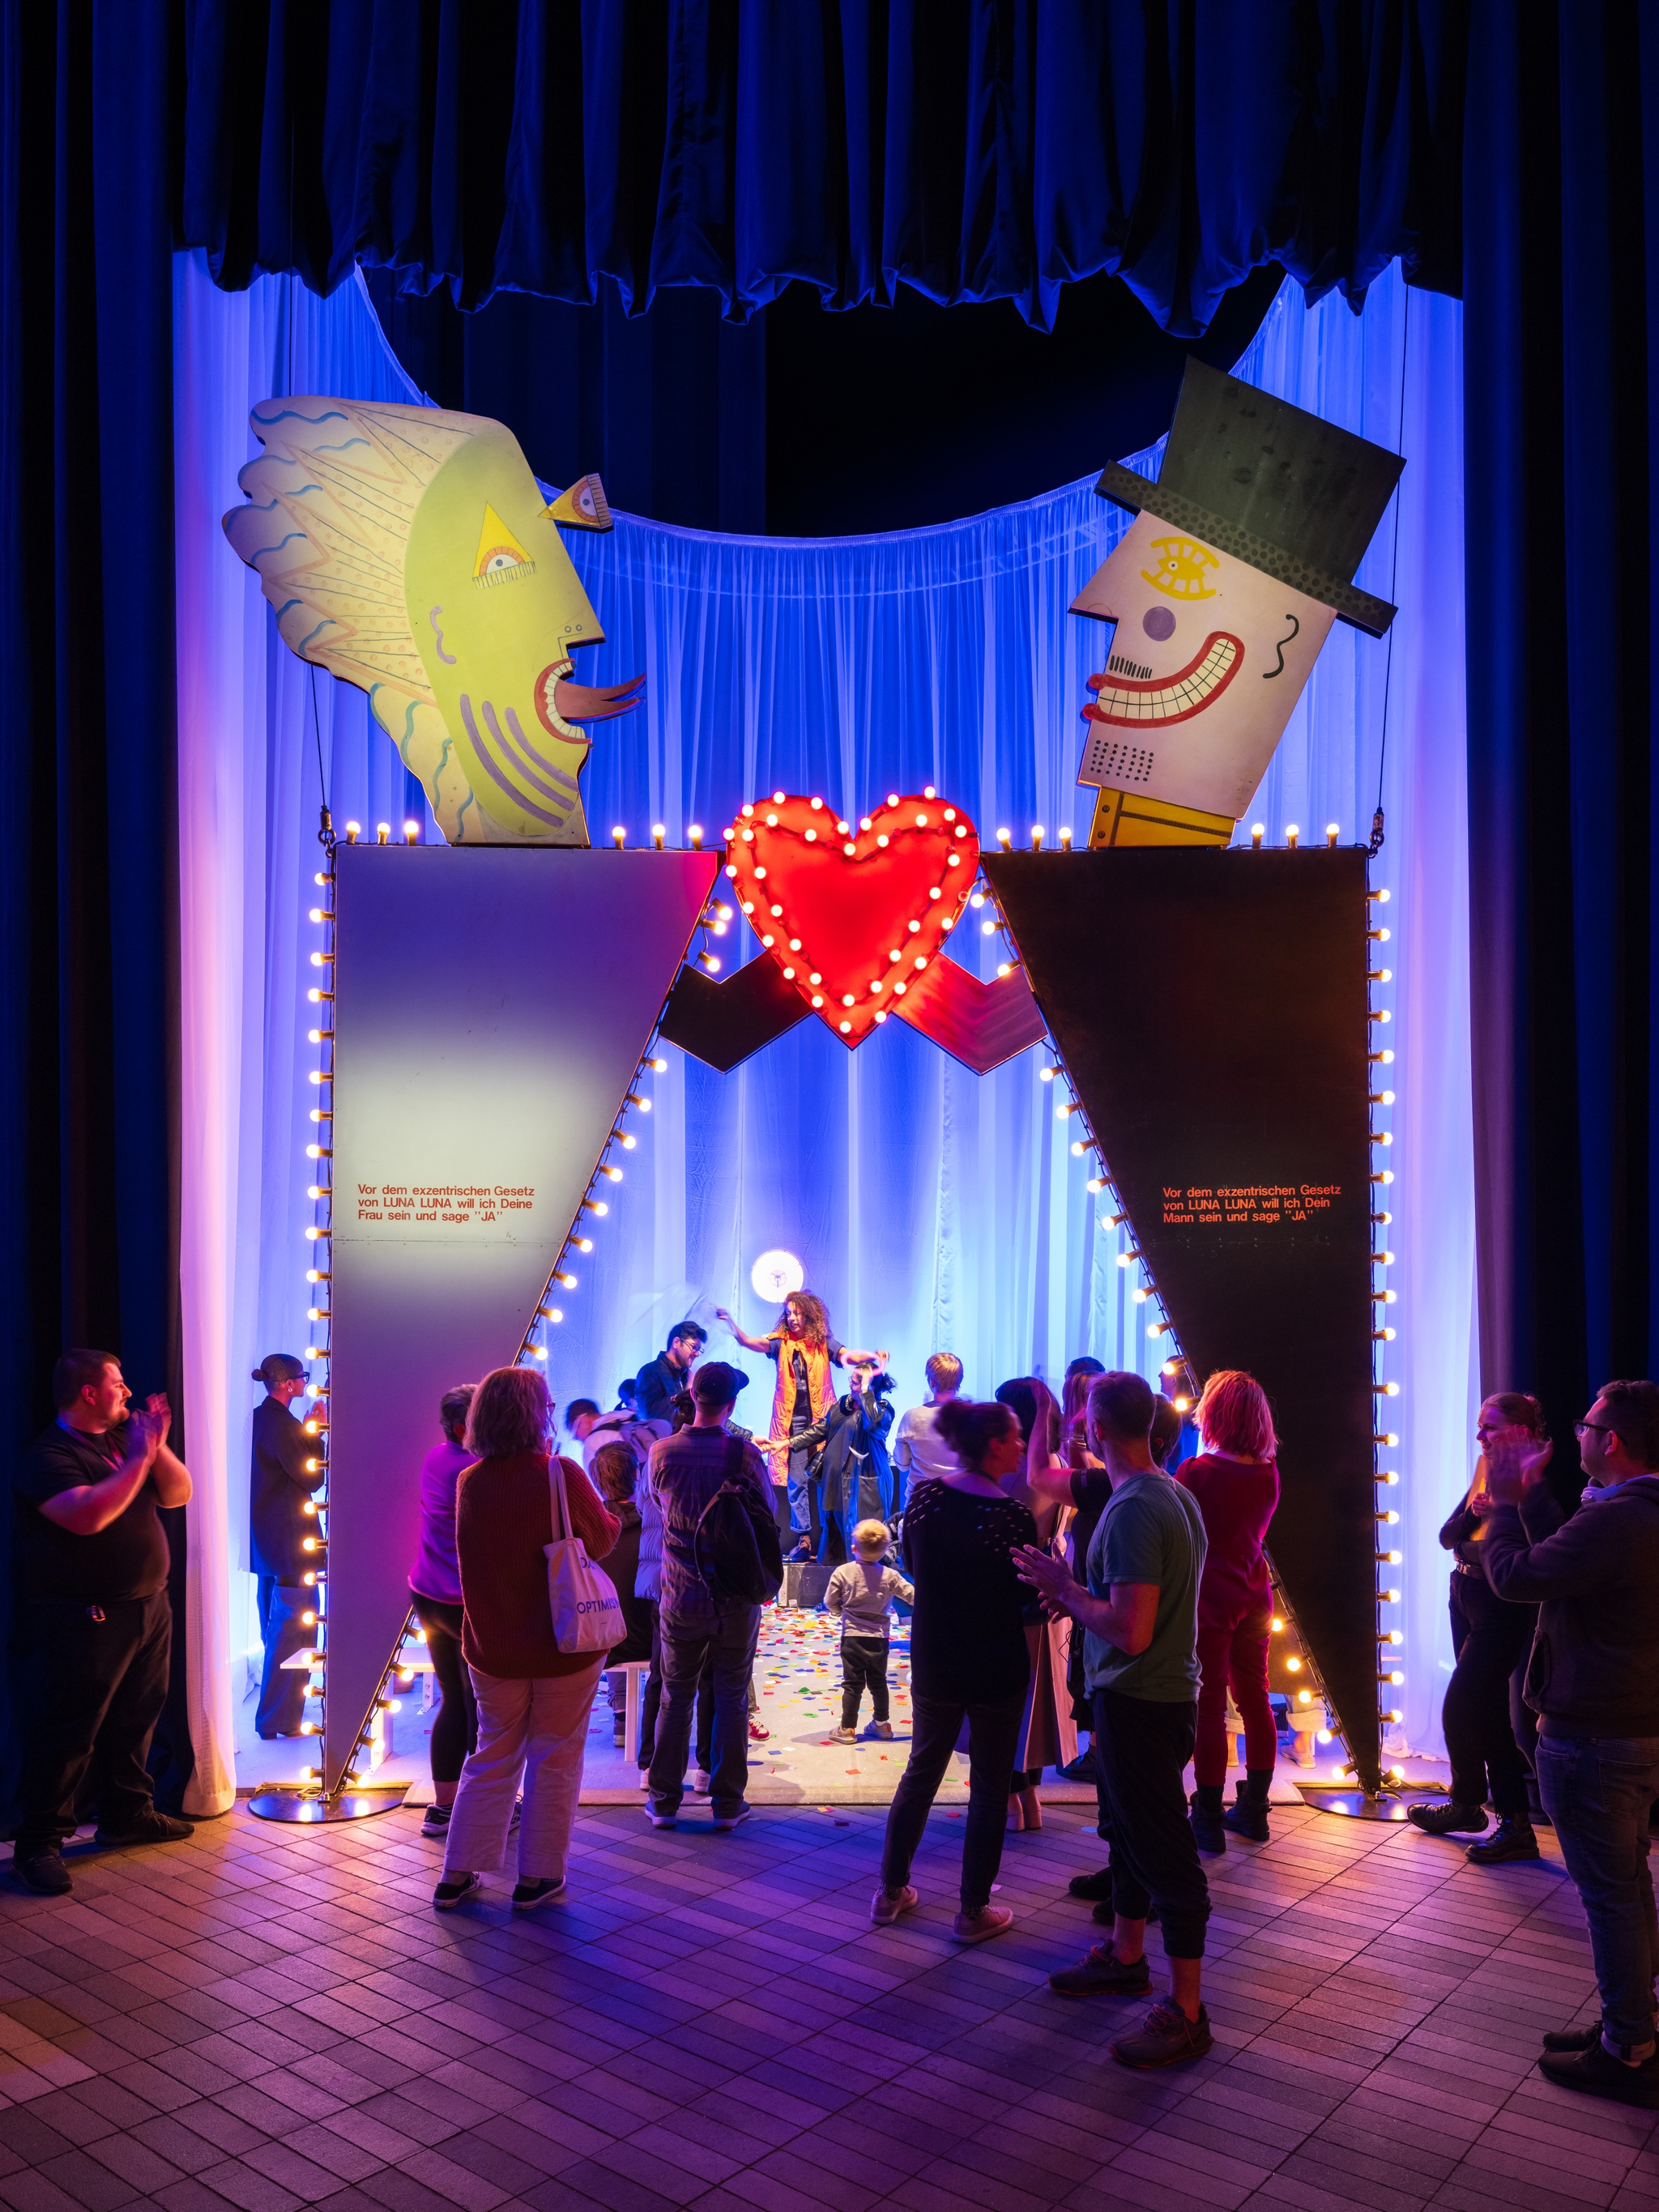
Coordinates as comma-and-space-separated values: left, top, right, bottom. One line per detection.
722, 791, 979, 1046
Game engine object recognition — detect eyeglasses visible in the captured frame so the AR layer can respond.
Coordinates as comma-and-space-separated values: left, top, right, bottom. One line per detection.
1576, 1419, 1617, 1440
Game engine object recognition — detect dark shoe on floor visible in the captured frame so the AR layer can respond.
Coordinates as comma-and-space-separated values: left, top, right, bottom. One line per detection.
711, 1805, 751, 1831
511, 1877, 565, 1910
93, 1810, 191, 1848
1405, 1801, 1486, 1836
1068, 1865, 1115, 1901
1111, 2000, 1214, 2069
1049, 1943, 1152, 2000
1537, 2039, 1659, 2107
1542, 2024, 1602, 2052
1059, 1747, 1098, 1783
1188, 1796, 1226, 1856
1466, 1817, 1541, 1865
11, 1850, 71, 1895
1222, 1777, 1271, 1843
420, 1804, 452, 1838
433, 1873, 481, 1910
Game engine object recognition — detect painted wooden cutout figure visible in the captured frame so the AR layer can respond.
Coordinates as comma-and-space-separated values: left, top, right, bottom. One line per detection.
1074, 360, 1404, 848
224, 401, 639, 846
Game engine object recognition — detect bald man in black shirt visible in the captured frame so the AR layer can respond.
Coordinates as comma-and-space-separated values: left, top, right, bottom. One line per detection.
9, 1349, 194, 1894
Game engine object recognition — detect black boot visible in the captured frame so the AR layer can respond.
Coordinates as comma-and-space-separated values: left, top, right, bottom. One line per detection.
1465, 1816, 1541, 1865
1222, 1769, 1273, 1843
1405, 1800, 1487, 1836
1189, 1783, 1226, 1855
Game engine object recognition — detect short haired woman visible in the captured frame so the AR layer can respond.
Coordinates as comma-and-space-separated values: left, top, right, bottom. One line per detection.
249, 1354, 324, 1740
407, 1384, 478, 1837
1405, 1392, 1559, 1865
871, 1398, 1038, 1941
434, 1368, 619, 1912
1173, 1371, 1281, 1852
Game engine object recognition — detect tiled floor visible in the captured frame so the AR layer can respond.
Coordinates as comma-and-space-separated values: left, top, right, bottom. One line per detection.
0, 1796, 1647, 2212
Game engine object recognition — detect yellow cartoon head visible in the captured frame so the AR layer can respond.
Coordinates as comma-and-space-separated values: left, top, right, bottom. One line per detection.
224, 400, 638, 846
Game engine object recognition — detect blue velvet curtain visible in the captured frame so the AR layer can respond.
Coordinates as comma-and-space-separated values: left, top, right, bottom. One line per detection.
177, 0, 1467, 330
1464, 0, 1659, 1453
0, 0, 189, 1809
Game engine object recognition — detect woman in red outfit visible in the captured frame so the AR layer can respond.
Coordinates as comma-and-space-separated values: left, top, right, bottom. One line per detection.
1174, 1370, 1281, 1854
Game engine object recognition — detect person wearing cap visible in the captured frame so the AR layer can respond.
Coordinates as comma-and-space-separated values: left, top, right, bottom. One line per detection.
249, 1353, 325, 1739
643, 1360, 779, 1831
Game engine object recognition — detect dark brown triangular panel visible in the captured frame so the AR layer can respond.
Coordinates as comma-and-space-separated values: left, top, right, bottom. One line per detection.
984, 848, 1381, 1792
658, 954, 809, 1071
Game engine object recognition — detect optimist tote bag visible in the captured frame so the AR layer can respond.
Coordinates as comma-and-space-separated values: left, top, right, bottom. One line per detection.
544, 1453, 624, 1654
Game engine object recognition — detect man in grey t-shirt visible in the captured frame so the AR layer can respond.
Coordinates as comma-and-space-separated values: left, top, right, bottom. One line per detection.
1017, 1370, 1213, 2070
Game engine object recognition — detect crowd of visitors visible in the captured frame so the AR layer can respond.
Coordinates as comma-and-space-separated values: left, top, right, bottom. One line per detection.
13, 1314, 1659, 2104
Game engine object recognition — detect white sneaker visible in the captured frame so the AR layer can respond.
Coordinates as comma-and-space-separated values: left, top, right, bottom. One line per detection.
692, 1770, 712, 1794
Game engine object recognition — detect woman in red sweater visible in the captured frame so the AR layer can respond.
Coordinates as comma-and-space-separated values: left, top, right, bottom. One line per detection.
1174, 1370, 1281, 1854
434, 1366, 619, 1912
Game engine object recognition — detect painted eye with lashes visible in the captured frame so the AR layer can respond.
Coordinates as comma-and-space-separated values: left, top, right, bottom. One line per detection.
472, 502, 535, 586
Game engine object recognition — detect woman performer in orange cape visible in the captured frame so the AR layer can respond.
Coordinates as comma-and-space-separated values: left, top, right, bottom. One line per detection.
714, 1292, 882, 1559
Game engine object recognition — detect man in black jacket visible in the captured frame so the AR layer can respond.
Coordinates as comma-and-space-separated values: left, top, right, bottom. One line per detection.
633, 1321, 706, 1424
1483, 1379, 1659, 2108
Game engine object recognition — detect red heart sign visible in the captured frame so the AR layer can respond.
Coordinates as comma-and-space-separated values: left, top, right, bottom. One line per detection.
723, 791, 979, 1044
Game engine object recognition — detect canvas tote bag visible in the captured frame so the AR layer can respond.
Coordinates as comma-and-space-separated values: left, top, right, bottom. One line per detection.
544, 1452, 624, 1653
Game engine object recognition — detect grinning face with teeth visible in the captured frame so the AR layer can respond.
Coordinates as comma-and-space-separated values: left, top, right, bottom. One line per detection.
1071, 511, 1336, 822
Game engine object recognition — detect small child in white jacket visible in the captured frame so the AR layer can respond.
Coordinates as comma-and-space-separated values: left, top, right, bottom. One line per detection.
825, 1519, 915, 1741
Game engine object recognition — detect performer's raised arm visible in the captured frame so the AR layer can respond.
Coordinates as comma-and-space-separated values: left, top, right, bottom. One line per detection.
714, 1306, 773, 1357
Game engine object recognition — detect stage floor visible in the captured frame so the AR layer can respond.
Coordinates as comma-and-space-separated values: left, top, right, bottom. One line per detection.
235, 1602, 1442, 1807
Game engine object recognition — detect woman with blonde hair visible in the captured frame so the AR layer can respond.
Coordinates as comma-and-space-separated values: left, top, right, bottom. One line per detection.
1173, 1370, 1281, 1853
434, 1367, 619, 1912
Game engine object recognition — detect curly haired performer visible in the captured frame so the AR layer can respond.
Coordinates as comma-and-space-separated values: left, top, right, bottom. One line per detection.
714, 1293, 884, 1559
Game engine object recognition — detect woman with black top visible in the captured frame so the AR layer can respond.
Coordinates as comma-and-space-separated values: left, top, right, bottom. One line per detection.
871, 1398, 1038, 1941
1406, 1392, 1560, 1865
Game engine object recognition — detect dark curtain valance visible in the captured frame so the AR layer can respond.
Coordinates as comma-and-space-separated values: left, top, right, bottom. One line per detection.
179, 0, 1467, 332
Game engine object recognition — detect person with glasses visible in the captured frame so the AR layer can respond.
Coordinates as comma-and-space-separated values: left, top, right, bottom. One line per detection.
1405, 1392, 1559, 1864
1482, 1379, 1659, 2108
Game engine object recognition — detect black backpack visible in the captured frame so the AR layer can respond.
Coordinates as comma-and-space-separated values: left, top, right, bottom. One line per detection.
692, 1439, 784, 1604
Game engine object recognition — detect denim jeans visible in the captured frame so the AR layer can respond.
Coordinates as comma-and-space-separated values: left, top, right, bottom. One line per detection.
1536, 1733, 1659, 2052
647, 1600, 761, 1818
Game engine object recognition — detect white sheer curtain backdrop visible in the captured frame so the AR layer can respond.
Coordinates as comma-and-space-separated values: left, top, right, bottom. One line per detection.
173, 254, 1469, 1798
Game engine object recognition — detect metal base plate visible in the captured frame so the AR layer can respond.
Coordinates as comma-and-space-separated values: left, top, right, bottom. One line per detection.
1295, 1785, 1410, 1822
246, 1786, 410, 1824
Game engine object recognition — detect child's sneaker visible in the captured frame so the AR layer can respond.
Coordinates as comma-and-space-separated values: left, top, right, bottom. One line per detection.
833, 1726, 857, 1743
870, 1720, 893, 1739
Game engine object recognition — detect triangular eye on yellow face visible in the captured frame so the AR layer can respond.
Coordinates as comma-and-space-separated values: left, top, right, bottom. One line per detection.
474, 504, 535, 584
